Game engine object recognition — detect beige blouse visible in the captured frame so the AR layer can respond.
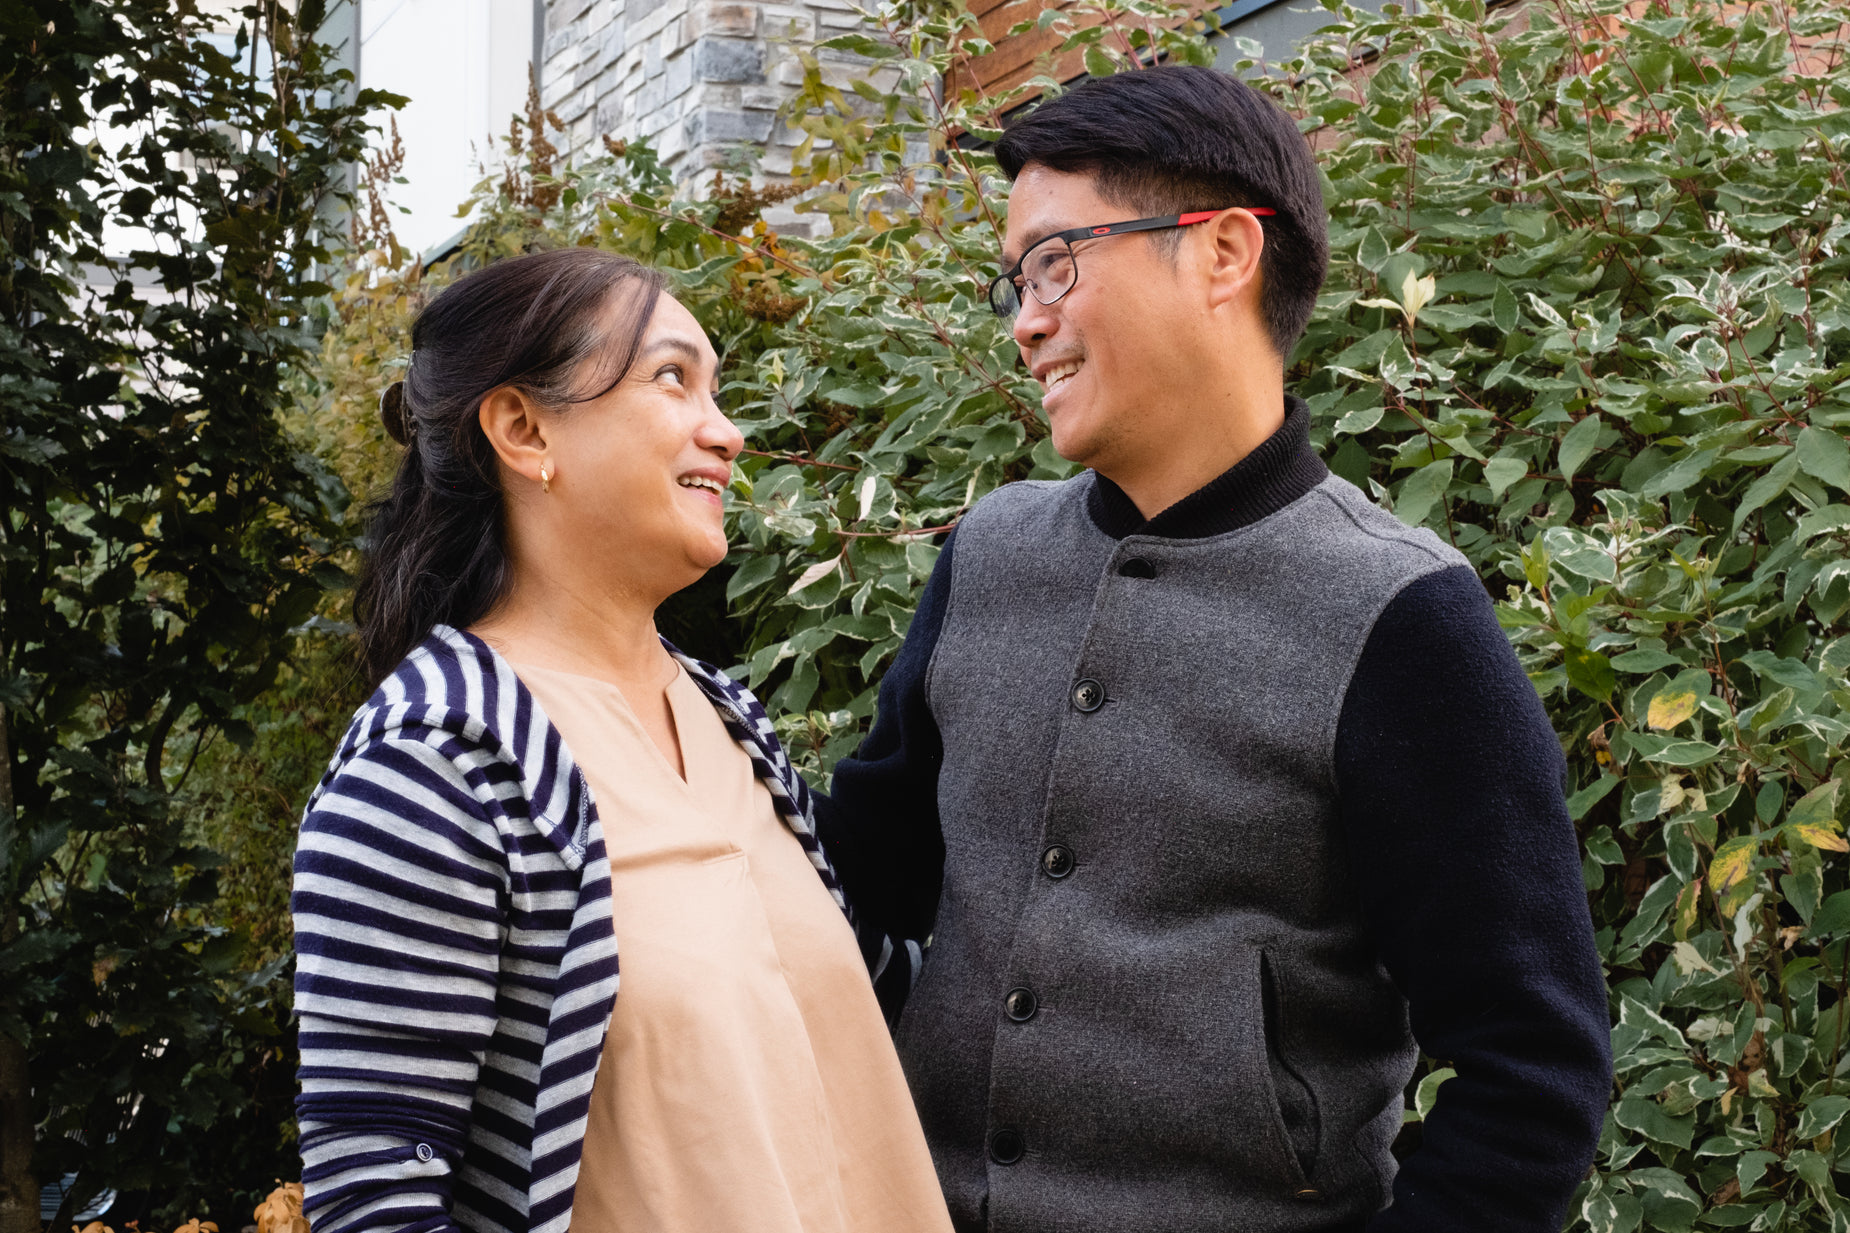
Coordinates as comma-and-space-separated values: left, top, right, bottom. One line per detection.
512, 661, 951, 1233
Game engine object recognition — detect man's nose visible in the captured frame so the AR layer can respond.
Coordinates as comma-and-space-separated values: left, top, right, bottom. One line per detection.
1012, 291, 1057, 351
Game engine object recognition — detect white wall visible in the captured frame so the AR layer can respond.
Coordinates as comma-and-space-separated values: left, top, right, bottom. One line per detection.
359, 0, 536, 255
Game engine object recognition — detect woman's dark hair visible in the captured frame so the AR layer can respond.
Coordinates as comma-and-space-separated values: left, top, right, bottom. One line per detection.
355, 247, 666, 685
994, 65, 1329, 360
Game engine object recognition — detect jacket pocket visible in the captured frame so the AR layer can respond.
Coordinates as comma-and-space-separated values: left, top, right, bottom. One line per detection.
1260, 948, 1322, 1185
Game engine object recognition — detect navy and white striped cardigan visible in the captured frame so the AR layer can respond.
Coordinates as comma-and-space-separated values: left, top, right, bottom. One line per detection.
291, 625, 919, 1233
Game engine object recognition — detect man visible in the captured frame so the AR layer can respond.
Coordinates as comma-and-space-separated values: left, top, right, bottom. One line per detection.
815, 66, 1611, 1233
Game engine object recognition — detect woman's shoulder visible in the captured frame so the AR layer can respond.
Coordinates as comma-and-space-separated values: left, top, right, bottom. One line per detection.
305, 626, 588, 852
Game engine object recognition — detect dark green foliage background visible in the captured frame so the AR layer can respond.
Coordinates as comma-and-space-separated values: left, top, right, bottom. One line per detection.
0, 1, 398, 1225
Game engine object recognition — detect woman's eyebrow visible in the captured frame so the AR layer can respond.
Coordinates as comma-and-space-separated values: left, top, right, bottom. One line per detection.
639, 336, 709, 365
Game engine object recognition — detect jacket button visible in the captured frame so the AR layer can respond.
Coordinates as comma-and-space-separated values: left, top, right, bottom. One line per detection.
415, 1143, 434, 1163
1071, 678, 1104, 712
1041, 845, 1075, 879
1118, 556, 1157, 579
990, 1128, 1025, 1164
1004, 987, 1038, 1022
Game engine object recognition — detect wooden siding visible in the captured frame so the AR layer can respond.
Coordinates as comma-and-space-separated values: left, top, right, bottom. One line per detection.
945, 0, 1219, 115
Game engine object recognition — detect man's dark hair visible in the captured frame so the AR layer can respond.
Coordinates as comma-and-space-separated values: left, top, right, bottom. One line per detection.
995, 65, 1328, 359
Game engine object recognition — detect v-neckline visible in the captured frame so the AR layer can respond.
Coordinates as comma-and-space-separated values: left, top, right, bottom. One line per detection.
509, 659, 693, 787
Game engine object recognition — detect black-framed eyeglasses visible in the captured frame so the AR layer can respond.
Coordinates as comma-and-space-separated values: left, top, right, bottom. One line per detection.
986, 208, 1276, 319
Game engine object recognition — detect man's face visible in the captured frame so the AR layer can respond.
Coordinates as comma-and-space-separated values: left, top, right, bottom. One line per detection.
1002, 165, 1197, 473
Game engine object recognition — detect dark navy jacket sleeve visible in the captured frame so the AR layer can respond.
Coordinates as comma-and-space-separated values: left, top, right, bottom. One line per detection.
1335, 565, 1612, 1233
813, 530, 955, 945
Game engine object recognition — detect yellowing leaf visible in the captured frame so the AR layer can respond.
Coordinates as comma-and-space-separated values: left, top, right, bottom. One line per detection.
1708, 836, 1759, 916
1648, 690, 1698, 729
1789, 823, 1849, 852
1673, 880, 1701, 941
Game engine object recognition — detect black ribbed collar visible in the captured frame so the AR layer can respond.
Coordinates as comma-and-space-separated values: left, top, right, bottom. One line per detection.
1084, 395, 1329, 540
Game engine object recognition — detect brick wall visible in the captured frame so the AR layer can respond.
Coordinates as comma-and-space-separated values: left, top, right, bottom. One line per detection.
540, 0, 887, 233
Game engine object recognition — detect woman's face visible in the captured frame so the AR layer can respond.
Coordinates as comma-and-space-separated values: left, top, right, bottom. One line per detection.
546, 292, 743, 593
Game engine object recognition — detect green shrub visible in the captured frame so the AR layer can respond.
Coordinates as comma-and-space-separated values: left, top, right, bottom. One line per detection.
305, 0, 1850, 1223
0, 2, 398, 1224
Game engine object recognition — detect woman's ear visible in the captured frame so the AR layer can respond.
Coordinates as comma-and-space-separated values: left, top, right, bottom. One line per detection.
478, 386, 551, 489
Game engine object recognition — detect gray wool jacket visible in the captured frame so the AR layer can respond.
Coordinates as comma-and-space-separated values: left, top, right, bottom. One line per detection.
817, 400, 1611, 1233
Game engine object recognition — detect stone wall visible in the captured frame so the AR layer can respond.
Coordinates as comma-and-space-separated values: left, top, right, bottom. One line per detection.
540, 0, 882, 232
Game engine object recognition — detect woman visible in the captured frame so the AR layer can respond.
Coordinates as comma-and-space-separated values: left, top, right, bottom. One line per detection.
292, 248, 951, 1233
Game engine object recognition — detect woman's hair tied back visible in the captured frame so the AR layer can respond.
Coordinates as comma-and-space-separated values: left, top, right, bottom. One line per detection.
379, 377, 413, 445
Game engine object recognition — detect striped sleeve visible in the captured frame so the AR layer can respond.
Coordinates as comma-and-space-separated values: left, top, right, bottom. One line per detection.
293, 728, 512, 1233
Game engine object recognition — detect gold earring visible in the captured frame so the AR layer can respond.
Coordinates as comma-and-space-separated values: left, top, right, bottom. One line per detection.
540, 465, 551, 494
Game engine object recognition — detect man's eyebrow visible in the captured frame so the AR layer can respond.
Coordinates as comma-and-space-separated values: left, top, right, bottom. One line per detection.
1000, 221, 1071, 268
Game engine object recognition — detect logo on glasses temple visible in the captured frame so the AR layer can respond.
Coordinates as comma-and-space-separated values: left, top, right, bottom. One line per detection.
1091, 226, 1112, 235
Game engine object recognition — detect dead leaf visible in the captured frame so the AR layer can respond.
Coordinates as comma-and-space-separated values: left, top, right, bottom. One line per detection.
1740, 1031, 1766, 1074
254, 1183, 309, 1233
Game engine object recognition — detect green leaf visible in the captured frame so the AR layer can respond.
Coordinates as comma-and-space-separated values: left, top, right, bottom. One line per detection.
1813, 890, 1850, 938
1336, 405, 1385, 435
726, 553, 783, 601
1793, 504, 1850, 542
1393, 458, 1453, 527
1357, 226, 1391, 273
1637, 448, 1719, 499
1558, 414, 1603, 482
1731, 449, 1800, 534
1612, 648, 1683, 673
1796, 425, 1850, 494
1484, 456, 1527, 497
1794, 1094, 1850, 1138
1412, 1067, 1455, 1121
1492, 280, 1519, 332
1614, 1091, 1695, 1150
1566, 775, 1623, 820
1564, 647, 1617, 702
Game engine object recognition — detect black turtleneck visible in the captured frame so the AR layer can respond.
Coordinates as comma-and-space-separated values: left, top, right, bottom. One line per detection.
1084, 395, 1331, 539
816, 401, 1609, 1233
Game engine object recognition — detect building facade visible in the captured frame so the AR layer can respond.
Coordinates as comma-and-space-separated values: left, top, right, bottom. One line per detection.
340, 0, 1384, 251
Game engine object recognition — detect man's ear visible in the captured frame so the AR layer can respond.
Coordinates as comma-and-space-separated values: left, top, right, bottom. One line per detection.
478, 386, 551, 487
1202, 207, 1266, 313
